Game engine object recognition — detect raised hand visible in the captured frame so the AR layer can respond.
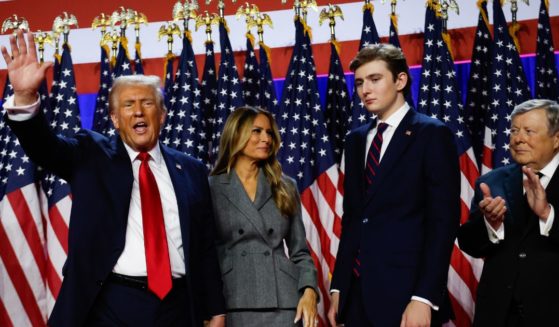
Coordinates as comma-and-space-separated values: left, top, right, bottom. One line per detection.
522, 166, 551, 221
0, 29, 53, 106
478, 182, 507, 230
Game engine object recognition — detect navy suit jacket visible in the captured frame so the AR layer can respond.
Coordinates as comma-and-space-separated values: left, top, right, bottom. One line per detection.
458, 164, 559, 326
331, 109, 460, 325
7, 112, 225, 327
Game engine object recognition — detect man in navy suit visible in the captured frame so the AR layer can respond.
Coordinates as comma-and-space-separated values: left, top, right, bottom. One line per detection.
1, 31, 225, 326
458, 99, 559, 326
327, 44, 460, 327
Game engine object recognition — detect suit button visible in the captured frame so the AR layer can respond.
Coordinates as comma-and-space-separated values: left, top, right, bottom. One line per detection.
241, 251, 247, 256
268, 228, 274, 235
238, 229, 244, 235
264, 251, 271, 256
362, 218, 368, 224
518, 252, 527, 259
97, 280, 103, 286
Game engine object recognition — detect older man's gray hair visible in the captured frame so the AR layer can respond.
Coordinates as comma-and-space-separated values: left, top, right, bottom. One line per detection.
511, 99, 559, 135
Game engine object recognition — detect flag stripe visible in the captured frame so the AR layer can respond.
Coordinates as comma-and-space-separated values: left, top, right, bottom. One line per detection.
301, 188, 336, 271
46, 256, 62, 300
0, 297, 14, 327
448, 287, 473, 327
0, 220, 45, 326
48, 204, 69, 254
7, 189, 47, 280
307, 245, 329, 327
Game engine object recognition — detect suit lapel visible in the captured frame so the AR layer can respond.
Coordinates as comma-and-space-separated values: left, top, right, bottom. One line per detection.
365, 110, 417, 204
219, 170, 270, 243
102, 137, 134, 228
160, 145, 192, 261
503, 165, 525, 228
253, 170, 272, 211
356, 121, 374, 195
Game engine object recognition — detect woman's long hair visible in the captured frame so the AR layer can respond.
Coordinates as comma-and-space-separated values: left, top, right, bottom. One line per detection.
211, 106, 297, 217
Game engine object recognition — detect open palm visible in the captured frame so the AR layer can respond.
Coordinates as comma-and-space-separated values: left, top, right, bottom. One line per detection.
1, 30, 52, 103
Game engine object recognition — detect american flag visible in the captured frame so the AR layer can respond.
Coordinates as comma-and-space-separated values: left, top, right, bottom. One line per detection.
349, 2, 379, 130
112, 37, 133, 78
161, 32, 208, 164
91, 45, 115, 136
47, 54, 62, 122
324, 41, 350, 165
416, 2, 480, 326
162, 53, 175, 114
200, 41, 218, 165
242, 33, 262, 107
535, 0, 559, 102
40, 41, 81, 315
210, 20, 244, 159
0, 76, 49, 327
465, 0, 492, 168
482, 0, 531, 172
134, 41, 144, 75
258, 41, 279, 117
277, 17, 340, 327
388, 10, 414, 107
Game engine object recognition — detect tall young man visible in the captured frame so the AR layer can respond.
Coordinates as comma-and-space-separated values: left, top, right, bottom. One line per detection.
328, 44, 460, 327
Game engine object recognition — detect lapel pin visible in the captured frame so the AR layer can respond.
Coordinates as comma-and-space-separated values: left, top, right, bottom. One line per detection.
176, 164, 182, 170
405, 130, 412, 136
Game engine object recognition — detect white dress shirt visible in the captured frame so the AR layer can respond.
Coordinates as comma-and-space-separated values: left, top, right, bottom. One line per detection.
4, 95, 186, 277
364, 103, 410, 166
485, 152, 559, 243
114, 143, 185, 277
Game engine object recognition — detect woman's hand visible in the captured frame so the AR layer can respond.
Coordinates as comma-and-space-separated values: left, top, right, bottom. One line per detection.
295, 287, 318, 326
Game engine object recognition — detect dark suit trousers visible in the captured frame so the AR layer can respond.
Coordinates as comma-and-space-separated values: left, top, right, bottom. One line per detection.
85, 277, 192, 327
343, 276, 446, 327
343, 276, 373, 327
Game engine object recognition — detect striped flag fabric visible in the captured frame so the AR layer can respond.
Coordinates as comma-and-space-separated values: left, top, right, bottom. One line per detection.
535, 0, 559, 102
416, 2, 481, 326
161, 31, 208, 164
349, 2, 380, 130
482, 0, 531, 172
277, 17, 340, 327
210, 20, 244, 159
465, 0, 492, 168
324, 41, 350, 165
0, 78, 48, 327
91, 45, 114, 136
40, 41, 81, 315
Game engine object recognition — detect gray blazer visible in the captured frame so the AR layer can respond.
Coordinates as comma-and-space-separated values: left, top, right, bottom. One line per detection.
209, 169, 318, 310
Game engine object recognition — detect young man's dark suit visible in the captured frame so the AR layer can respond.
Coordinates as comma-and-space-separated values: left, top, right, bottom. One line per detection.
6, 111, 225, 327
331, 108, 460, 326
458, 163, 559, 326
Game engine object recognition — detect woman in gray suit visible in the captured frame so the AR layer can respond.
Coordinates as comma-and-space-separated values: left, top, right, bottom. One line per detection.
209, 106, 319, 327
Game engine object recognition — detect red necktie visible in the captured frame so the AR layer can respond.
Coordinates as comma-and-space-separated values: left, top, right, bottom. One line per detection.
138, 152, 172, 299
364, 122, 388, 188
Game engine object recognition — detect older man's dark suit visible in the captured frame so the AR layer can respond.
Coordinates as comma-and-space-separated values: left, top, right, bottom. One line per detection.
331, 109, 460, 326
7, 112, 225, 327
458, 164, 559, 326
